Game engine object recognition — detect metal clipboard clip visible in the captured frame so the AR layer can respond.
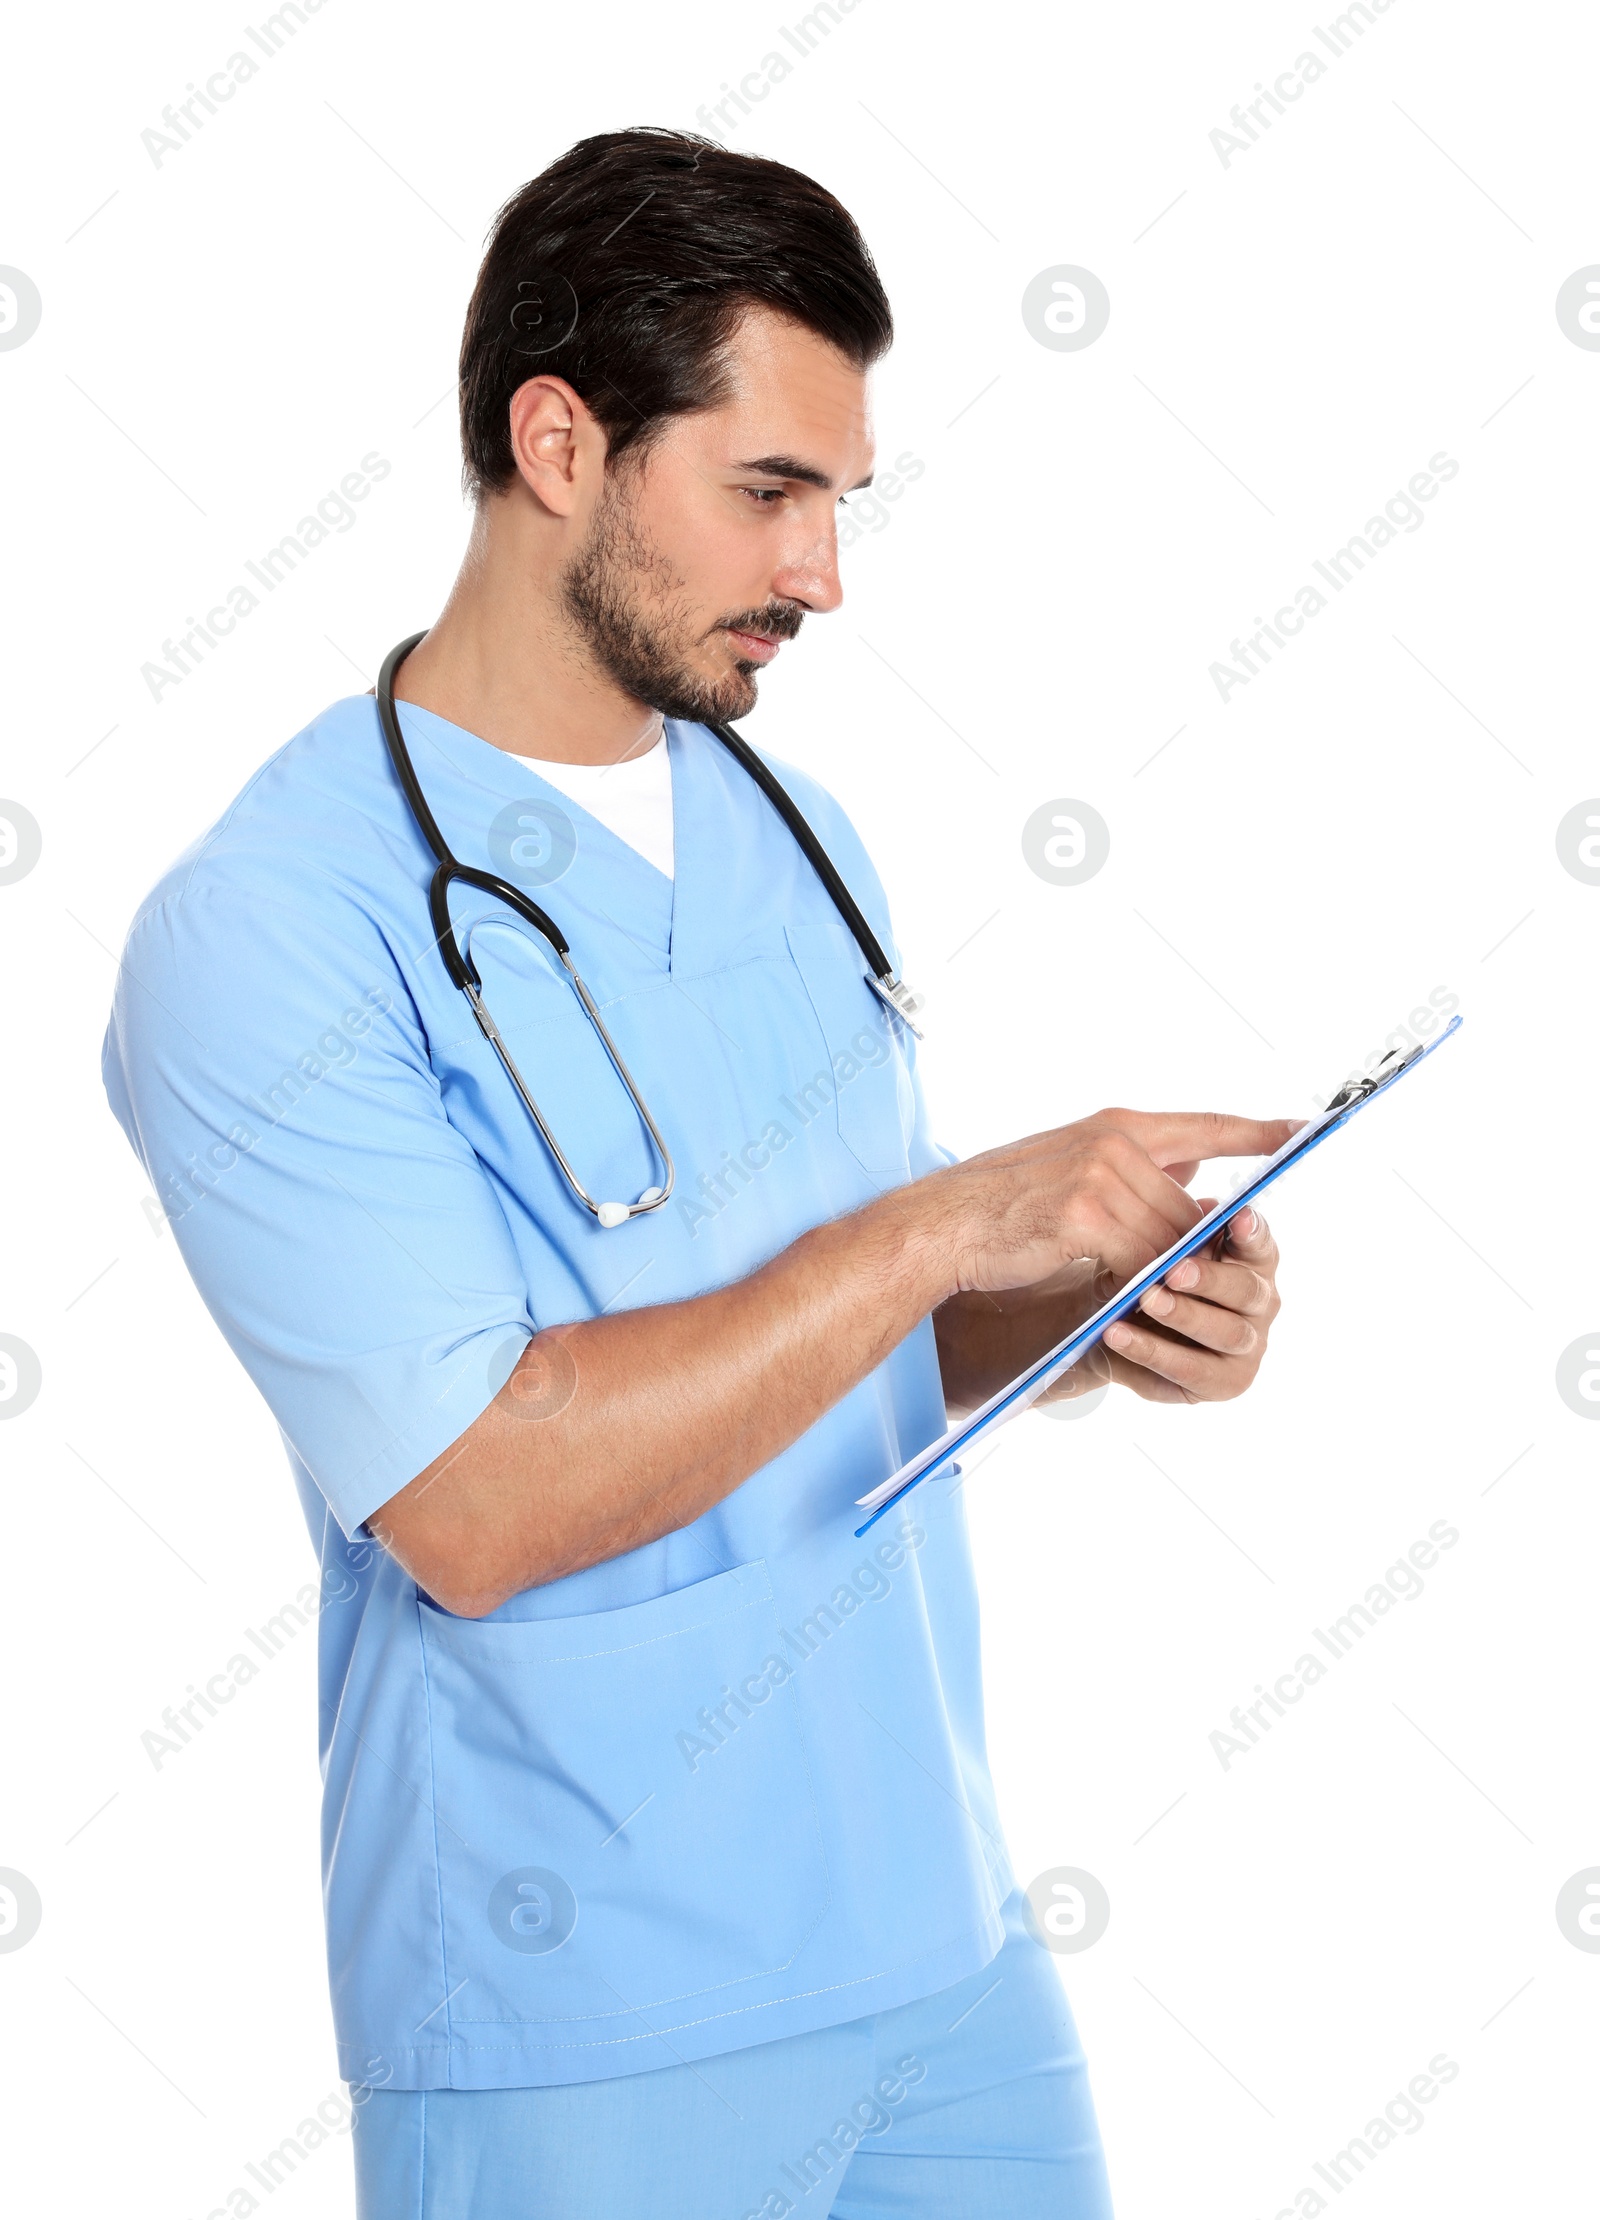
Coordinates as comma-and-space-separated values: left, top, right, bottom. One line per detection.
1322, 1037, 1430, 1114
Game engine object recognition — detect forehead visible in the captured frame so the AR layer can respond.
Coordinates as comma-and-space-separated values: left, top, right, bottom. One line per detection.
695, 305, 875, 473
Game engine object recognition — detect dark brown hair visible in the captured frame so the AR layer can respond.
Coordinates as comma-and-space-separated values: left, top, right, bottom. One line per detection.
458, 128, 893, 499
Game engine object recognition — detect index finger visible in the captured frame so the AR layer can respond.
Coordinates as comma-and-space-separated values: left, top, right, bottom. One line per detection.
1103, 1111, 1305, 1168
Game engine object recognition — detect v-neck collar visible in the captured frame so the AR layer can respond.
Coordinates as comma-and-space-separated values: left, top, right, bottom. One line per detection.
391, 698, 683, 967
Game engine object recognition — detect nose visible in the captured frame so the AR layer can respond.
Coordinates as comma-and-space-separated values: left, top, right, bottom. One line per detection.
772, 517, 844, 616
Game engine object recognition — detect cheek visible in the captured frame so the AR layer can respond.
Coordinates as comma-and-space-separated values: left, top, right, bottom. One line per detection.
633, 460, 768, 615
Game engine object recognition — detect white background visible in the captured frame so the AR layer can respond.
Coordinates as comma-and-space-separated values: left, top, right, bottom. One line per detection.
2, 1, 1595, 2213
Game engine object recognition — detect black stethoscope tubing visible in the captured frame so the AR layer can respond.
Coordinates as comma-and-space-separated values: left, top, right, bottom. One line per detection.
373, 632, 922, 1224
376, 632, 911, 1000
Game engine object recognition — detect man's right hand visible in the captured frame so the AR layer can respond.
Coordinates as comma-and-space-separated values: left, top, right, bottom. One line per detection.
925, 1109, 1302, 1297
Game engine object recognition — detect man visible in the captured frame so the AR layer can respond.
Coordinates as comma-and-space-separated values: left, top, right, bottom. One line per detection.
105, 128, 1292, 2217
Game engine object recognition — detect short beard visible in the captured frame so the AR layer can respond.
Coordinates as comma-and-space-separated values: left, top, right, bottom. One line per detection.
560, 471, 803, 725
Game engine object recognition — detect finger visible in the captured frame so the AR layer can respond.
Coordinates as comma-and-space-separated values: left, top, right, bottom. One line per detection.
1219, 1205, 1279, 1267
986, 1132, 1199, 1270
1134, 1286, 1262, 1356
1095, 1131, 1208, 1240
1102, 1314, 1246, 1398
1068, 1217, 1174, 1294
1057, 1151, 1205, 1285
1098, 1343, 1197, 1404
1156, 1252, 1275, 1315
1051, 1228, 1161, 1298
1089, 1179, 1200, 1281
1103, 1111, 1306, 1167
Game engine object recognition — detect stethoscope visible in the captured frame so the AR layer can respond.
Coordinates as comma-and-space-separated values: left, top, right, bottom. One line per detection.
376, 633, 924, 1229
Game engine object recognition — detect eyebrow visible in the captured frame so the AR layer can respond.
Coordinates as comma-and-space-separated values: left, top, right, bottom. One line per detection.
734, 453, 875, 493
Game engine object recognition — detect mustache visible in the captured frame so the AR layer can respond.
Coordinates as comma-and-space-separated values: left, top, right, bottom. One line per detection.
715, 602, 807, 645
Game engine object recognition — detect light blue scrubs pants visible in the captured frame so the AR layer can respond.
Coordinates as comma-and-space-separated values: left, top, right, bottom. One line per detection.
351, 1890, 1114, 2217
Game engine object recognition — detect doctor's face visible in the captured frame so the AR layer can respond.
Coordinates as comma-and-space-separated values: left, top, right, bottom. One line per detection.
562, 306, 877, 723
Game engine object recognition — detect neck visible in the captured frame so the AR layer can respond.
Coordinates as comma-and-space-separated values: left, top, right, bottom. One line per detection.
390, 498, 661, 766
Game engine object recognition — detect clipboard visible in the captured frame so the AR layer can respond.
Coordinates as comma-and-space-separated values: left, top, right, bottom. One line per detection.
853, 1012, 1463, 1536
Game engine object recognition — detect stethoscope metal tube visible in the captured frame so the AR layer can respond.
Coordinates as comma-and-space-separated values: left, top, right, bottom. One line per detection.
460, 926, 673, 1228
376, 632, 922, 1228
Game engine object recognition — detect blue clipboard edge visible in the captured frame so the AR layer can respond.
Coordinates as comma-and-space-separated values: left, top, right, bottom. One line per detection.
853, 1013, 1464, 1536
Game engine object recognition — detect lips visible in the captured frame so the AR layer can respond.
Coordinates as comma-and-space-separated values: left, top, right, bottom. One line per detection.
725, 628, 782, 663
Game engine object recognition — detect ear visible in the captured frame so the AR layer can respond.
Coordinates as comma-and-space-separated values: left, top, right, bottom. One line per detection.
506, 375, 606, 517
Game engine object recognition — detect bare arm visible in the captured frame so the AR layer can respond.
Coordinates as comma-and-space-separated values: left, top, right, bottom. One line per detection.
373, 1109, 1298, 1615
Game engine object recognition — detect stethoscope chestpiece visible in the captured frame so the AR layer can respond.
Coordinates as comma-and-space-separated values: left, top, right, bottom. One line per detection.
867, 973, 925, 1039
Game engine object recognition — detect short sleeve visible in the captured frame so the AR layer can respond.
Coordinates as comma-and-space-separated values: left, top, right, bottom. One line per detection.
103, 884, 534, 1538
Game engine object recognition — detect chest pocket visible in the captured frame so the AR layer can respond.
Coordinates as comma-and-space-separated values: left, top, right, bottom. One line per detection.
784, 924, 916, 1187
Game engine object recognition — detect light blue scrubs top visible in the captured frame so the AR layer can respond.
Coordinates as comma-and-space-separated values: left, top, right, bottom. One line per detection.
102, 695, 1013, 2090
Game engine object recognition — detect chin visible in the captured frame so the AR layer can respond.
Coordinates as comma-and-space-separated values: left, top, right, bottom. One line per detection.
689, 663, 760, 723
647, 681, 755, 725
644, 654, 759, 726
720, 664, 761, 718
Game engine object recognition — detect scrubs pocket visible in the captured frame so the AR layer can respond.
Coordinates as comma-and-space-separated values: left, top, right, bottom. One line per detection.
785, 924, 915, 1185
417, 1559, 831, 2031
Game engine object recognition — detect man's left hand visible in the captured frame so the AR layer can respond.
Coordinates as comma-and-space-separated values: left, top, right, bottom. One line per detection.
1098, 1203, 1282, 1404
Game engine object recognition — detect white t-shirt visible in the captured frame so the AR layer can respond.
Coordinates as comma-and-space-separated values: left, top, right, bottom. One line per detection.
512, 733, 674, 880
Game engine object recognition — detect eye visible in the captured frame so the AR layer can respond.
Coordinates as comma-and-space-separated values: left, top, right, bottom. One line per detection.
741, 485, 787, 505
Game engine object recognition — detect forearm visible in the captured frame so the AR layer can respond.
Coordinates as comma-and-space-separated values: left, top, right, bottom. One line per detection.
376, 1180, 958, 1614
373, 1105, 1298, 1612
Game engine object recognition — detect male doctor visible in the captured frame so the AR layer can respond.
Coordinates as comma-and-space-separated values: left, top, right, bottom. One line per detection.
105, 129, 1293, 2218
